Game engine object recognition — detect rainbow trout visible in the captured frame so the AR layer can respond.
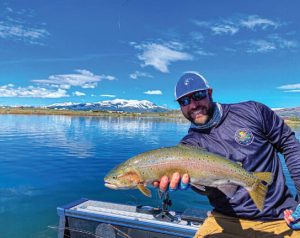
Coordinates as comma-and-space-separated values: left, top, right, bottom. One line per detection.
104, 145, 273, 211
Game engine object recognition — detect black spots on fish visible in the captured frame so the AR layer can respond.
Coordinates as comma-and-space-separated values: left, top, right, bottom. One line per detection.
149, 167, 153, 171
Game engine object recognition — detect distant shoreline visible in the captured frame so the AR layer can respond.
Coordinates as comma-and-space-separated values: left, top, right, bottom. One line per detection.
1, 107, 300, 125
284, 119, 300, 125
0, 107, 185, 119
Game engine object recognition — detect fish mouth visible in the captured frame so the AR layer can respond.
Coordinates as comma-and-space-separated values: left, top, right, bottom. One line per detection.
104, 181, 135, 190
104, 182, 118, 189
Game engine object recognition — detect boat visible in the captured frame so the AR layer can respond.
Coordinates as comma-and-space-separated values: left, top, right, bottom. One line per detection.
56, 194, 206, 238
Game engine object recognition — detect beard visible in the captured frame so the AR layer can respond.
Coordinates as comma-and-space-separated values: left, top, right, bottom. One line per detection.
187, 101, 214, 125
192, 111, 210, 125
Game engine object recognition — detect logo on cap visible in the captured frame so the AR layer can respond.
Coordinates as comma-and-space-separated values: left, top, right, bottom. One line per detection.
184, 77, 193, 86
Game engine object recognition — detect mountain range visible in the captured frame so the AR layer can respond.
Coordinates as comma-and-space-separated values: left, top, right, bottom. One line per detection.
46, 99, 300, 119
47, 99, 170, 113
273, 107, 300, 119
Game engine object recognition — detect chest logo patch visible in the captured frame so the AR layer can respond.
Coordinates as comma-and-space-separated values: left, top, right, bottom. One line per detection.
234, 128, 254, 146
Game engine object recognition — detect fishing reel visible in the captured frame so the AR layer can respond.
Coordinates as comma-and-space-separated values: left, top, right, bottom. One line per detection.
136, 191, 178, 222
155, 191, 178, 222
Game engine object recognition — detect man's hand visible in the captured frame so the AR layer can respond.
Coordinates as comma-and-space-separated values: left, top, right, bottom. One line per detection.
284, 205, 300, 230
153, 172, 190, 192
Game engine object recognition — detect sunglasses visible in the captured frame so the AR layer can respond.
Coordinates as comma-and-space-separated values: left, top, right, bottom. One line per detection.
178, 90, 208, 107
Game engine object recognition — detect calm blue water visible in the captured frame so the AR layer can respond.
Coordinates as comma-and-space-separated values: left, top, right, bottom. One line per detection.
0, 115, 299, 238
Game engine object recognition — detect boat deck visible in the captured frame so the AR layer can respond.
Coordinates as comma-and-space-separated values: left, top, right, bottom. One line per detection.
57, 198, 205, 238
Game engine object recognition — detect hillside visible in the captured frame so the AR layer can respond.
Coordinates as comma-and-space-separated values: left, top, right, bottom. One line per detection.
273, 106, 300, 120
47, 99, 169, 113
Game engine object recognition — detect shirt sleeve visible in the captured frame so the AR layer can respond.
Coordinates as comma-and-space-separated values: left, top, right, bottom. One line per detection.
257, 102, 300, 200
179, 129, 201, 146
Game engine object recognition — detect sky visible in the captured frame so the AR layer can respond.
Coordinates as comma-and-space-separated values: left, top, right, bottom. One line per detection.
0, 0, 299, 109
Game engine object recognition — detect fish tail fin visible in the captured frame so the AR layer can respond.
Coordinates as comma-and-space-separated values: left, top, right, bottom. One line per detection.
253, 172, 273, 185
248, 180, 268, 212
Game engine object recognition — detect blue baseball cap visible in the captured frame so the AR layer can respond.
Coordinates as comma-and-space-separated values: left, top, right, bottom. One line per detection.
175, 72, 210, 100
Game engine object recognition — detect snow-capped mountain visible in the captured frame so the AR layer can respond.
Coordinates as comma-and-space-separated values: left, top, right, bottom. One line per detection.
47, 99, 170, 113
274, 106, 300, 119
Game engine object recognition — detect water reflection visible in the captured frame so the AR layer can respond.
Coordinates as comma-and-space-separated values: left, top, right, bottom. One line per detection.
0, 115, 94, 158
0, 114, 191, 237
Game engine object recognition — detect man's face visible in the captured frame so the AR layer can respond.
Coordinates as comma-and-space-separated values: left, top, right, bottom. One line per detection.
179, 89, 214, 125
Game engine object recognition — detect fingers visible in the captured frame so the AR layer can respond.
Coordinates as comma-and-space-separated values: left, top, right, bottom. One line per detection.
154, 172, 190, 192
284, 209, 294, 225
284, 210, 292, 224
169, 172, 180, 190
180, 173, 190, 190
182, 173, 190, 183
159, 175, 169, 192
153, 181, 159, 188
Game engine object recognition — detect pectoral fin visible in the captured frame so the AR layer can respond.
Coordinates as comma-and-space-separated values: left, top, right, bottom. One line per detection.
137, 184, 152, 197
190, 183, 206, 191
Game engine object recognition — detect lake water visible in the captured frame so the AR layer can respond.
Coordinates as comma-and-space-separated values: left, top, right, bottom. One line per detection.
0, 115, 299, 238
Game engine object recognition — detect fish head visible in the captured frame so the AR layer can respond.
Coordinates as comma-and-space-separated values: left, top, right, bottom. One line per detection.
104, 165, 140, 190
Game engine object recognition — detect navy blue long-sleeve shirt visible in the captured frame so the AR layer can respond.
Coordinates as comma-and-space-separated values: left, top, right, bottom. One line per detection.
180, 101, 300, 221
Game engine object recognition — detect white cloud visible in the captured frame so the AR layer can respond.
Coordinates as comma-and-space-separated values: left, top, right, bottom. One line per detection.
192, 15, 297, 54
277, 83, 300, 92
167, 41, 186, 50
100, 94, 116, 98
277, 83, 300, 93
0, 84, 68, 98
192, 20, 210, 28
129, 71, 153, 79
104, 75, 117, 81
132, 42, 193, 73
196, 49, 216, 56
269, 35, 298, 49
0, 9, 49, 45
0, 69, 117, 99
211, 25, 239, 35
144, 90, 163, 95
32, 69, 116, 89
190, 32, 204, 42
283, 90, 300, 93
240, 15, 280, 30
73, 91, 85, 96
6, 7, 13, 13
0, 22, 49, 44
244, 35, 298, 54
193, 15, 282, 36
246, 40, 276, 53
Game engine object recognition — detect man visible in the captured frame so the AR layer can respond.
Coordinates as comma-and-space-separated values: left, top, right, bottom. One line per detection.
154, 72, 300, 237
